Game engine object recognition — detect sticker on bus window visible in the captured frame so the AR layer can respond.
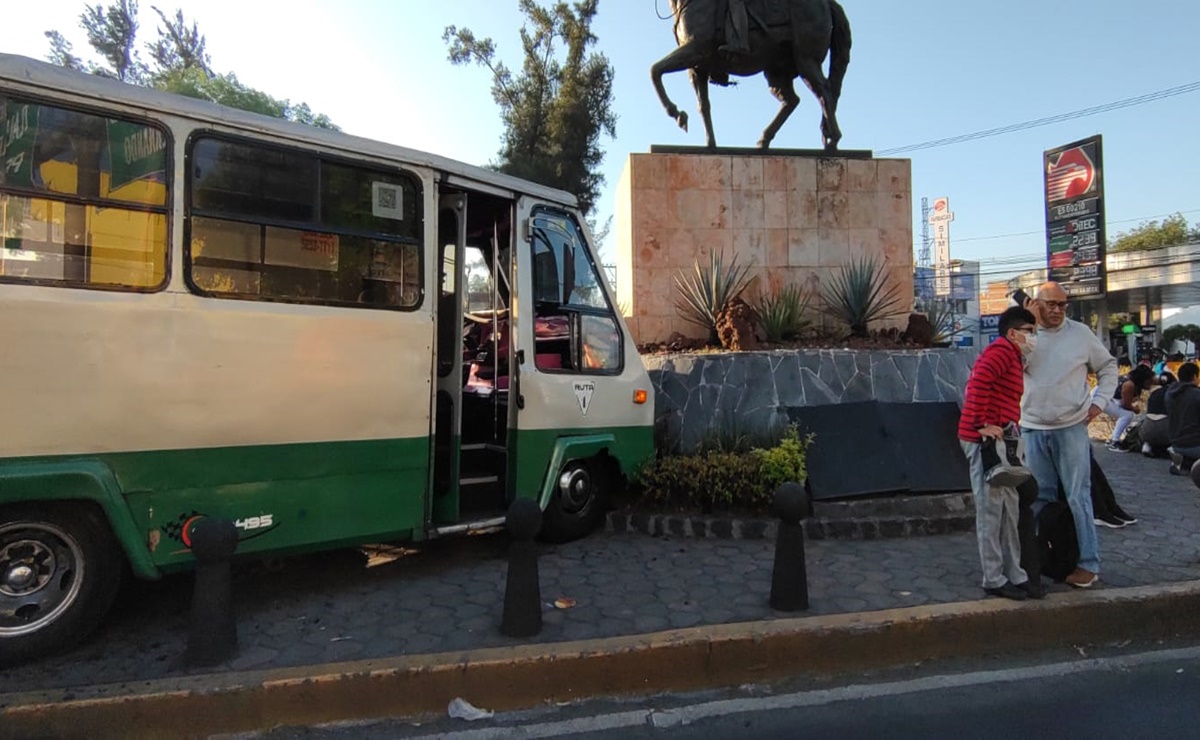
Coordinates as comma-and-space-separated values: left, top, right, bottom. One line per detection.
573, 380, 595, 416
372, 181, 404, 220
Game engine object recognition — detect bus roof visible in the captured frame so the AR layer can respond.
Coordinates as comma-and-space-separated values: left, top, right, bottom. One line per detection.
0, 53, 579, 207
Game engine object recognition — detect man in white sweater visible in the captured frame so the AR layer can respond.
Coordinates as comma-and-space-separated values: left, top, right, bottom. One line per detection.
1021, 282, 1120, 589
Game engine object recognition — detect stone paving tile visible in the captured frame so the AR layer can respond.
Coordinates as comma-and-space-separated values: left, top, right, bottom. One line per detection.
3, 443, 1200, 699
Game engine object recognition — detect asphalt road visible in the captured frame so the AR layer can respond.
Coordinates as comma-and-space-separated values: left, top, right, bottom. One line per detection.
256, 644, 1200, 739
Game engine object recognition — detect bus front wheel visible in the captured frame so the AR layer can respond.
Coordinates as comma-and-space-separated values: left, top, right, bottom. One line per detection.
0, 505, 123, 666
541, 460, 610, 543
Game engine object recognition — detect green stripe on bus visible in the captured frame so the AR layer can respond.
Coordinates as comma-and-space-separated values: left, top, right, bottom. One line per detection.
2, 437, 430, 571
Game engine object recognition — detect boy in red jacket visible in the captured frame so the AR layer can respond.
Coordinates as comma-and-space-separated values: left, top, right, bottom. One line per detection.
959, 305, 1039, 600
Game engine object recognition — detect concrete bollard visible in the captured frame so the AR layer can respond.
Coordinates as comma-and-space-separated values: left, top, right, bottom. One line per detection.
770, 481, 811, 612
184, 517, 240, 668
501, 498, 543, 638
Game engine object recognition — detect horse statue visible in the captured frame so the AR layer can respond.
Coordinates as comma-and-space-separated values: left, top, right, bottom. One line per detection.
650, 0, 851, 151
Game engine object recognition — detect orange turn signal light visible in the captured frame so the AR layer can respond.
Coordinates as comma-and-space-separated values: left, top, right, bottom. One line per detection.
633, 389, 648, 404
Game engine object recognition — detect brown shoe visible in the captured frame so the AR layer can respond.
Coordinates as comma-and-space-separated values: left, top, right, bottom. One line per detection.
1065, 568, 1098, 588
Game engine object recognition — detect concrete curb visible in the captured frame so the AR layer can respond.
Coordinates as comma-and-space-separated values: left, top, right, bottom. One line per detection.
5, 580, 1200, 739
607, 491, 976, 540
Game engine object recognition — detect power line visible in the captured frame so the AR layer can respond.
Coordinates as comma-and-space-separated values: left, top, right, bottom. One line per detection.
879, 81, 1200, 155
912, 208, 1200, 248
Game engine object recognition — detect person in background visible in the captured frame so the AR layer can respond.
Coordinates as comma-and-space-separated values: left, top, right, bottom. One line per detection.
958, 305, 1041, 600
1165, 362, 1200, 475
1086, 447, 1138, 528
1140, 372, 1174, 458
1021, 282, 1119, 589
1102, 365, 1157, 452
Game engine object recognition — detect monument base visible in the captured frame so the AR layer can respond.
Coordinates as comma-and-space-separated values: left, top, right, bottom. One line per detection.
649, 144, 875, 159
614, 150, 914, 346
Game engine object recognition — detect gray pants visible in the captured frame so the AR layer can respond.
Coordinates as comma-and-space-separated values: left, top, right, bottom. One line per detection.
961, 440, 1029, 589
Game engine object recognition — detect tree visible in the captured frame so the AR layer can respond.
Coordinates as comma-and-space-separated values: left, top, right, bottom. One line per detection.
80, 0, 145, 82
145, 5, 210, 76
1162, 323, 1200, 354
1110, 213, 1198, 253
443, 0, 617, 218
45, 3, 337, 130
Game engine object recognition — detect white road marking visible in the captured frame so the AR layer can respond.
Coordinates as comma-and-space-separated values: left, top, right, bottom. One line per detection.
405, 646, 1200, 738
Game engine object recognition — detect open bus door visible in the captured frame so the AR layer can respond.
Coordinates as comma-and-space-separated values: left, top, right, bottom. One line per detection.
509, 197, 655, 542
432, 194, 467, 526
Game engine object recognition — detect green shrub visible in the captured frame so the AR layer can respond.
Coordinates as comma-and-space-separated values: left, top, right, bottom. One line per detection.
753, 424, 812, 491
635, 424, 813, 514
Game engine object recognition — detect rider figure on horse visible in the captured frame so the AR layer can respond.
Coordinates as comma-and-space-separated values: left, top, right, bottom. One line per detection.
718, 0, 751, 57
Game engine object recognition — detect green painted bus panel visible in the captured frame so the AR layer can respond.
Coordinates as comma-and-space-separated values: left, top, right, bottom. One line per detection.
128, 471, 426, 569
510, 425, 655, 507
0, 460, 162, 580
0, 437, 430, 574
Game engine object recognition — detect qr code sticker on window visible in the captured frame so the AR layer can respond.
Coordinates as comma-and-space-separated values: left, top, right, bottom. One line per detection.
372, 181, 404, 220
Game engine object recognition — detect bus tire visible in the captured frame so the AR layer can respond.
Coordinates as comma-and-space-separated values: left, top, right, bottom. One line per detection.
0, 504, 124, 666
541, 459, 609, 543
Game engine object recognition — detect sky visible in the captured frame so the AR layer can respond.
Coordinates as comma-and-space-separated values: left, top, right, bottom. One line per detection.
4, 0, 1200, 286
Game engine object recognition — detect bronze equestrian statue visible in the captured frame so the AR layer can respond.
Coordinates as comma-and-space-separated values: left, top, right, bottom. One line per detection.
651, 0, 852, 151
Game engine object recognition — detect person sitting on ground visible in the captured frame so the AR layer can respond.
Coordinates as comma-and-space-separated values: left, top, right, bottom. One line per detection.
1102, 365, 1157, 452
1140, 372, 1175, 458
957, 305, 1041, 601
1165, 362, 1200, 475
1085, 447, 1137, 528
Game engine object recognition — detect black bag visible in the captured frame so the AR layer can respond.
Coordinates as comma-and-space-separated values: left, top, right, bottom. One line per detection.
1037, 500, 1079, 582
979, 423, 1034, 487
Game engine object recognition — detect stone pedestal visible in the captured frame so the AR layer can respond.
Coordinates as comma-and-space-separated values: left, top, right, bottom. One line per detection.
614, 150, 915, 345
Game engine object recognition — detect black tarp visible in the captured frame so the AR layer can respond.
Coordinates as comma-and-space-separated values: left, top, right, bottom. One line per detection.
787, 401, 970, 500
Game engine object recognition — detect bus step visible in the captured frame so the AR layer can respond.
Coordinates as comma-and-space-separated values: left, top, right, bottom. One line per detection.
431, 516, 506, 538
461, 443, 506, 453
460, 475, 500, 486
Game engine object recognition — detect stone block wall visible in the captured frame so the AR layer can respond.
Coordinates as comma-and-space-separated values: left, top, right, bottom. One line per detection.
645, 348, 974, 455
614, 152, 915, 345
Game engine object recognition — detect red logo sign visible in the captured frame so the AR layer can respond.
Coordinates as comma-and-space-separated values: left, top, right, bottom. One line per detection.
1046, 146, 1096, 203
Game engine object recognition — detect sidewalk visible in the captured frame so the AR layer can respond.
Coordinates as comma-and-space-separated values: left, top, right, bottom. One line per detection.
2, 443, 1200, 730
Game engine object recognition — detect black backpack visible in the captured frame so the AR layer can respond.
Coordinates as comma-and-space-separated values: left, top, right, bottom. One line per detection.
1037, 500, 1079, 582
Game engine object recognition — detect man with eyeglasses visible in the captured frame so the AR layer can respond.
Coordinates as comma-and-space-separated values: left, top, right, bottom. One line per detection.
1020, 282, 1120, 589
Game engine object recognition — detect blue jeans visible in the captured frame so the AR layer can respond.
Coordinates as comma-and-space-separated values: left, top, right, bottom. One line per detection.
1024, 422, 1100, 574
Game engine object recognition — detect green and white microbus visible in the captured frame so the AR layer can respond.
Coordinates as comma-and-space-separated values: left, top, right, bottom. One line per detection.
0, 54, 654, 663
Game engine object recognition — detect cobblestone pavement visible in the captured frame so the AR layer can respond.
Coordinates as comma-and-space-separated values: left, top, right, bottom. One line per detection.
2, 443, 1199, 699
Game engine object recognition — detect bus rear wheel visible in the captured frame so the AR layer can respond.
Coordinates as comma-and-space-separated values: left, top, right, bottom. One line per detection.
541, 460, 609, 543
0, 505, 122, 666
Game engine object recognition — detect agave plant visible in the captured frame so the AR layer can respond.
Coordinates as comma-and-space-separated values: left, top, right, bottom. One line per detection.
755, 283, 812, 343
924, 298, 966, 345
821, 256, 903, 338
674, 250, 754, 344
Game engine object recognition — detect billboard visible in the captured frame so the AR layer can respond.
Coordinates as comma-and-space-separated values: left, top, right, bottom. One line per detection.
928, 197, 954, 296
1043, 135, 1106, 298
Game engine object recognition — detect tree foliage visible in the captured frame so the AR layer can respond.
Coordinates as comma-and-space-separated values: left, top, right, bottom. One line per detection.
1162, 323, 1200, 352
443, 0, 617, 217
44, 2, 337, 129
1110, 213, 1199, 253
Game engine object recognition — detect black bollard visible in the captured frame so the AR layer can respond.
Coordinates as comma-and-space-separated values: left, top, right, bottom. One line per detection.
501, 498, 543, 638
184, 517, 240, 667
770, 481, 811, 612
